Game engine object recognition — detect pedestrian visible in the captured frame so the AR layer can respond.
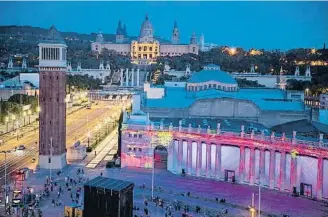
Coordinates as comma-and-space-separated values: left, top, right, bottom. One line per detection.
100, 172, 103, 177
95, 150, 97, 156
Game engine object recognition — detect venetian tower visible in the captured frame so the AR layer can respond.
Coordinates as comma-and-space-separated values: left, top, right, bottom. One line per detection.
38, 25, 67, 169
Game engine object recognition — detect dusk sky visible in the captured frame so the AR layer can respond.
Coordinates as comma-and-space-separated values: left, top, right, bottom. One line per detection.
0, 1, 327, 50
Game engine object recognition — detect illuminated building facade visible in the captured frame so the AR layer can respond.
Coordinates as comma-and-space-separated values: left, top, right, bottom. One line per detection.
120, 64, 328, 200
121, 110, 328, 200
91, 15, 199, 64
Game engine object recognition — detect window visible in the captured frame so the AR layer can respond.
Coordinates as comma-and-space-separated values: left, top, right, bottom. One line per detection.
56, 76, 59, 80
138, 134, 142, 138
209, 84, 212, 88
149, 47, 152, 51
192, 47, 196, 52
134, 134, 137, 138
144, 46, 147, 51
133, 147, 136, 151
149, 54, 152, 58
139, 148, 142, 152
139, 47, 142, 51
128, 147, 132, 151
213, 84, 217, 88
129, 134, 132, 138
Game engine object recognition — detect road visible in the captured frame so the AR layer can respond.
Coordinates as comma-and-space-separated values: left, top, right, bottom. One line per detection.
0, 101, 124, 186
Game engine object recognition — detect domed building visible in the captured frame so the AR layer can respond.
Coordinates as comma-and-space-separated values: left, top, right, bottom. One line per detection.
120, 64, 328, 201
140, 64, 309, 127
91, 14, 199, 64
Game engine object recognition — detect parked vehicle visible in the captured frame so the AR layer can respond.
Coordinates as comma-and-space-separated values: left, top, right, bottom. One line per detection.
17, 145, 26, 150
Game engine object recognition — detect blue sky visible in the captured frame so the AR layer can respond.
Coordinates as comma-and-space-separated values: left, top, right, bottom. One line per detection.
0, 1, 327, 50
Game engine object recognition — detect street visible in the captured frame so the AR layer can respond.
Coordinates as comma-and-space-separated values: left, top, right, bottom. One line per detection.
0, 101, 123, 186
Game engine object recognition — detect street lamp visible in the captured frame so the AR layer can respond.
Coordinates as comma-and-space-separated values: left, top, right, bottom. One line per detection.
23, 111, 26, 126
11, 115, 16, 131
15, 120, 20, 140
27, 110, 32, 124
1, 150, 10, 214
87, 132, 91, 148
4, 116, 9, 133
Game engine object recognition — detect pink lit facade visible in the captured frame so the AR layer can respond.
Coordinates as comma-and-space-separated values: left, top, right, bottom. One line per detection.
121, 122, 328, 200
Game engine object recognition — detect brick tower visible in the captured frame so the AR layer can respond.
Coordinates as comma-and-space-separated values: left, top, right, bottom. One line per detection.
38, 25, 67, 169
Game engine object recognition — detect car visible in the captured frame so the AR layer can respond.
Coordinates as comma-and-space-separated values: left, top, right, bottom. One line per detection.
17, 145, 26, 150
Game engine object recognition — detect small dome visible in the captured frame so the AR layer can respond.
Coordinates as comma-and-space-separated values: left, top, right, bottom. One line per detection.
188, 66, 237, 85
139, 14, 154, 40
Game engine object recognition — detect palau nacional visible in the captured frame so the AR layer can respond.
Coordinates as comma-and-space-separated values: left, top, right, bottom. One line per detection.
111, 15, 328, 200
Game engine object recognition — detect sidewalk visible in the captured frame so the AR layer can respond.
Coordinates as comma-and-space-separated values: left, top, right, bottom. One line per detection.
86, 129, 118, 168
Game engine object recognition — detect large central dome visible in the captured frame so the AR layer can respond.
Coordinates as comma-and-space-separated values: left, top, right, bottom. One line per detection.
139, 14, 154, 42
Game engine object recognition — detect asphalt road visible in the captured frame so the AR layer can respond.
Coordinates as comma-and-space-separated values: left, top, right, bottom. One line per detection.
0, 101, 124, 186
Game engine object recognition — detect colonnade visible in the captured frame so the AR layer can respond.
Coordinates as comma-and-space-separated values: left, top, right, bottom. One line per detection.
120, 68, 140, 87
167, 139, 326, 199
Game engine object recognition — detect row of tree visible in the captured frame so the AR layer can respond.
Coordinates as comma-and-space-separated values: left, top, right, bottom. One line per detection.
0, 94, 38, 123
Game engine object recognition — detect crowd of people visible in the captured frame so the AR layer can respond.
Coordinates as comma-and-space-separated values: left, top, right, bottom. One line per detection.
133, 185, 232, 217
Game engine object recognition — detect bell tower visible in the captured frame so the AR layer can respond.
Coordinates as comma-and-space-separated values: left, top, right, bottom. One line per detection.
171, 21, 180, 44
38, 25, 67, 169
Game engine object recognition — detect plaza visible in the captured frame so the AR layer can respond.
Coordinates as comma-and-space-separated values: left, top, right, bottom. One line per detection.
14, 162, 328, 217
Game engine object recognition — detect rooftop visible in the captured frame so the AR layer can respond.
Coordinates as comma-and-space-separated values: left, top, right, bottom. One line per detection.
84, 176, 134, 191
188, 68, 237, 85
145, 87, 305, 112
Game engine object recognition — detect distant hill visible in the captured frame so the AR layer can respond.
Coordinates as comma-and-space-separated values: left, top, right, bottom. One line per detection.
0, 25, 116, 42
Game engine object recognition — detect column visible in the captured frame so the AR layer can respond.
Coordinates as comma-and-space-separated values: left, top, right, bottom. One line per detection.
317, 157, 323, 199
125, 68, 129, 86
178, 140, 183, 174
249, 148, 255, 185
269, 150, 276, 189
259, 149, 265, 185
206, 144, 211, 178
196, 142, 202, 177
137, 69, 140, 87
120, 69, 124, 87
290, 156, 297, 192
279, 152, 286, 191
187, 141, 192, 175
239, 146, 245, 183
131, 68, 135, 87
215, 144, 221, 180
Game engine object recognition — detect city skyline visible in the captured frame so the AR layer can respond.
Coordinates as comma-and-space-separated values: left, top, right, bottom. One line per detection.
0, 1, 327, 50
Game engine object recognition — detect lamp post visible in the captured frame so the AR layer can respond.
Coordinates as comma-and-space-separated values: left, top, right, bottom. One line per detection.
5, 117, 9, 133
87, 132, 91, 148
15, 121, 19, 141
27, 110, 32, 124
1, 150, 9, 214
151, 142, 155, 200
23, 111, 26, 126
258, 177, 261, 217
11, 115, 16, 131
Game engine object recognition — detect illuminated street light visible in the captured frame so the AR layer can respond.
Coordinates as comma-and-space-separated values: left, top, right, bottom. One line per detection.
5, 116, 9, 133
27, 110, 32, 124
23, 111, 26, 126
